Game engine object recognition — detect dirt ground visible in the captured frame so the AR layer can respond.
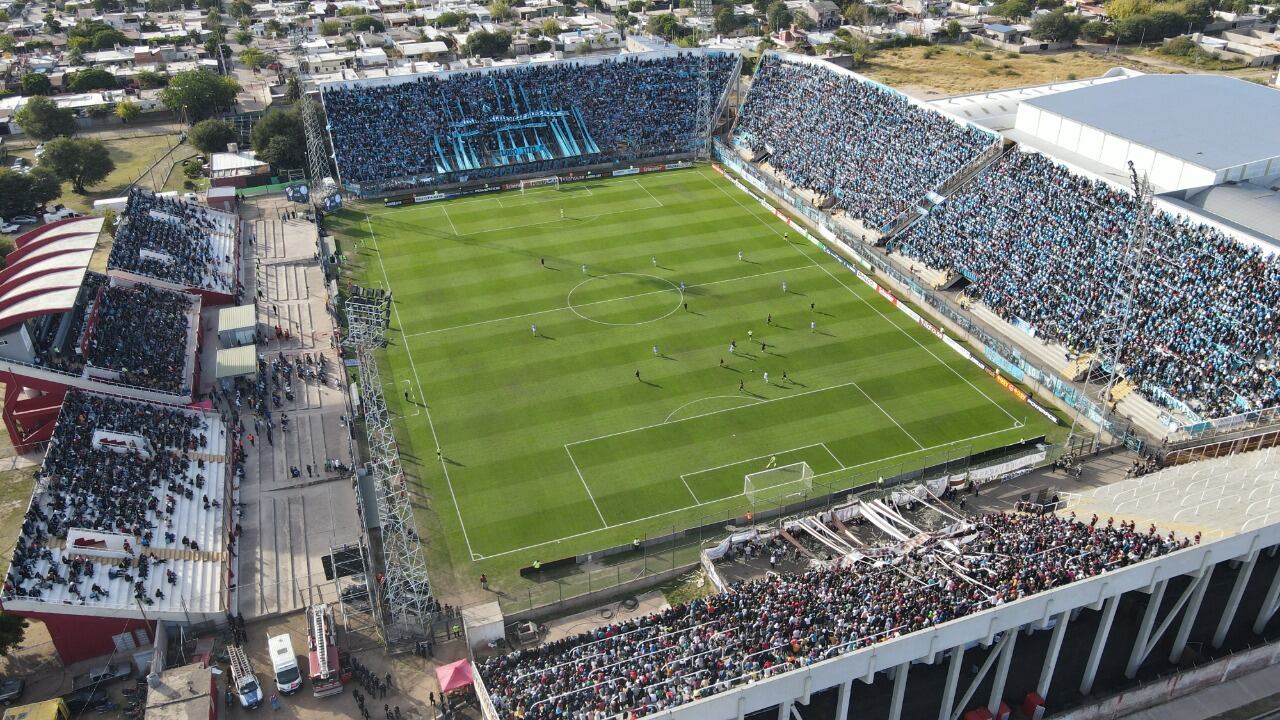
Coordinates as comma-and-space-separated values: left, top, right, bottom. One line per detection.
864, 45, 1145, 97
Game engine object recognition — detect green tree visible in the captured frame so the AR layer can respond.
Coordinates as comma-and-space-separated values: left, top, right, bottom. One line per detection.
160, 68, 241, 122
646, 12, 680, 37
0, 169, 38, 218
14, 96, 76, 141
238, 46, 276, 69
463, 29, 512, 57
792, 8, 814, 28
434, 10, 470, 27
317, 19, 342, 35
66, 67, 118, 92
189, 118, 238, 153
40, 137, 116, 193
26, 166, 63, 208
1105, 0, 1151, 19
1031, 8, 1085, 41
541, 17, 562, 35
0, 34, 16, 53
285, 75, 302, 103
944, 18, 963, 39
766, 0, 792, 30
489, 0, 512, 19
250, 109, 305, 170
227, 0, 252, 17
990, 0, 1033, 19
338, 5, 366, 14
0, 613, 27, 656
43, 12, 60, 33
1080, 19, 1109, 39
265, 18, 284, 36
351, 15, 385, 32
91, 27, 127, 49
135, 69, 168, 88
234, 29, 254, 45
20, 72, 52, 96
714, 6, 738, 33
115, 99, 141, 123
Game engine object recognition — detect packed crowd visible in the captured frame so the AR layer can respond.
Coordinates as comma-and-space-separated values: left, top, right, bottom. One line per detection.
84, 282, 194, 394
4, 392, 218, 603
323, 53, 736, 188
894, 150, 1280, 418
109, 187, 236, 293
479, 512, 1191, 719
733, 54, 995, 229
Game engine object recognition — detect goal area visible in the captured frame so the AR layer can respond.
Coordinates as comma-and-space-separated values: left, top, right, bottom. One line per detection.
519, 176, 561, 192
744, 461, 814, 505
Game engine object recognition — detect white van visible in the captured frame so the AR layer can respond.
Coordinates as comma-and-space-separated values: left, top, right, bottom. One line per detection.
267, 634, 303, 695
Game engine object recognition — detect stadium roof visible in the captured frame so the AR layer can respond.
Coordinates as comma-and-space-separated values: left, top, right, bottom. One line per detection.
0, 217, 103, 333
1022, 74, 1280, 172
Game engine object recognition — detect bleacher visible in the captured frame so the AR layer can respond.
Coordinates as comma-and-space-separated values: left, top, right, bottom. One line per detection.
107, 188, 239, 297
1, 391, 230, 616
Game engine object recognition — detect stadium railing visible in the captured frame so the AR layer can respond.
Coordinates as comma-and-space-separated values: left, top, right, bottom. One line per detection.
712, 140, 1138, 449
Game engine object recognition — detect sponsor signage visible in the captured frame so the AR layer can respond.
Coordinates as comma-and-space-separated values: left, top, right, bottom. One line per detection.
612, 167, 640, 177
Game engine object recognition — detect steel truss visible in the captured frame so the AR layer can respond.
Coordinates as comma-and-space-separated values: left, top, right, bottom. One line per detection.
346, 289, 437, 651
291, 29, 339, 210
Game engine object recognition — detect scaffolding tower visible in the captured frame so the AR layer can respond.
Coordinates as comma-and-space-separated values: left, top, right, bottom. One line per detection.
291, 28, 339, 210
346, 288, 437, 651
1068, 161, 1155, 450
696, 52, 714, 161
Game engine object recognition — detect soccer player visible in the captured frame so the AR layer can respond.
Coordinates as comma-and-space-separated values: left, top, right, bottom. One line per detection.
747, 329, 753, 341
729, 341, 736, 354
738, 250, 744, 262
582, 264, 587, 274
738, 380, 745, 392
531, 323, 537, 336
766, 455, 777, 468
560, 209, 564, 219
767, 314, 772, 326
782, 281, 788, 294
540, 258, 545, 267
719, 358, 725, 367
652, 344, 659, 356
782, 370, 788, 383
810, 320, 816, 333
679, 281, 686, 292
810, 302, 815, 312
636, 370, 641, 381
763, 371, 769, 384
651, 256, 657, 267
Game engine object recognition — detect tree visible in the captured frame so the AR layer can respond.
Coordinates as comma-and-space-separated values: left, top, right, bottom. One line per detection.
766, 0, 792, 30
792, 8, 815, 29
1030, 8, 1083, 41
250, 109, 305, 170
338, 5, 366, 15
317, 19, 342, 35
234, 29, 254, 45
990, 0, 1032, 19
26, 166, 63, 208
1105, 0, 1151, 19
43, 12, 60, 33
285, 75, 302, 103
646, 12, 680, 37
20, 72, 52, 96
91, 27, 127, 49
0, 34, 16, 53
227, 0, 252, 17
238, 47, 276, 69
1080, 19, 1109, 40
40, 137, 115, 193
0, 169, 38, 218
714, 6, 738, 33
944, 18, 963, 39
0, 614, 26, 657
115, 99, 141, 123
351, 15, 385, 32
843, 1, 869, 23
66, 68, 118, 92
489, 0, 512, 20
160, 68, 241, 122
136, 69, 168, 88
434, 10, 469, 28
541, 18, 562, 35
15, 96, 76, 141
463, 29, 512, 57
189, 118, 237, 153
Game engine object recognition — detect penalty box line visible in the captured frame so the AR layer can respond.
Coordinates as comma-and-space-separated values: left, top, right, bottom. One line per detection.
476, 421, 1027, 561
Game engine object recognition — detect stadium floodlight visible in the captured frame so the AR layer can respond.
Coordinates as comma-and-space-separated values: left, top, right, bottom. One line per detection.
744, 461, 813, 505
519, 176, 561, 193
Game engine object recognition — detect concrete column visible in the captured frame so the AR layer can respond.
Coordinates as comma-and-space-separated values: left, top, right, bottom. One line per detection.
1037, 611, 1070, 700
888, 662, 909, 720
988, 628, 1018, 715
1171, 567, 1213, 663
1253, 560, 1280, 634
1214, 552, 1258, 647
776, 699, 792, 720
938, 645, 965, 720
1080, 594, 1119, 696
1125, 579, 1168, 678
834, 678, 852, 720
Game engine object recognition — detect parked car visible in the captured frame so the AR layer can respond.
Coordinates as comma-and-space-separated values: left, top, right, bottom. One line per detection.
10, 157, 28, 169
42, 205, 80, 223
62, 689, 110, 713
0, 223, 19, 235
0, 677, 25, 705
33, 143, 46, 159
182, 192, 199, 203
71, 662, 132, 691
8, 216, 37, 225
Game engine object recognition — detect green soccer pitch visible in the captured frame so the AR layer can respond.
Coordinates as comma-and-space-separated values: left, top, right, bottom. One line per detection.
333, 166, 1063, 577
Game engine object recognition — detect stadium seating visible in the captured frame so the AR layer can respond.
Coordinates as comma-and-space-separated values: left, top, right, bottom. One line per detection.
894, 150, 1280, 419
479, 512, 1188, 719
109, 188, 238, 294
83, 281, 196, 394
732, 54, 996, 229
2, 392, 227, 610
322, 53, 736, 189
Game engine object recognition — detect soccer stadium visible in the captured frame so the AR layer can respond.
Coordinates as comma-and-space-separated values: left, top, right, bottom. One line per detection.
2, 44, 1280, 720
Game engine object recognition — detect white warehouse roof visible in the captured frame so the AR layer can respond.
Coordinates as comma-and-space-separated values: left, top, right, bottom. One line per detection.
1017, 74, 1280, 189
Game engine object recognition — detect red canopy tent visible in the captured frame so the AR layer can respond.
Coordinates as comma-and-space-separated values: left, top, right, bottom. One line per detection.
435, 659, 475, 695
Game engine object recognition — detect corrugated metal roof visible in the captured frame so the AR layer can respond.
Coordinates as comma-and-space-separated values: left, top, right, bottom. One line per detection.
215, 345, 258, 379
217, 304, 256, 333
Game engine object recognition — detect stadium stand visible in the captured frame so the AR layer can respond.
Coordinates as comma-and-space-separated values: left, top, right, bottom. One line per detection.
107, 188, 239, 299
478, 512, 1191, 719
83, 282, 197, 394
893, 150, 1280, 420
322, 52, 736, 191
2, 391, 229, 612
732, 53, 997, 229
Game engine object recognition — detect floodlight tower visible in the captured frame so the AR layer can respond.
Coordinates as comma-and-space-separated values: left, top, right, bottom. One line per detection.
290, 28, 339, 210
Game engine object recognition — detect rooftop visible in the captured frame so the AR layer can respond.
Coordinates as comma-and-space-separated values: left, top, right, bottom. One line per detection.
1022, 74, 1280, 172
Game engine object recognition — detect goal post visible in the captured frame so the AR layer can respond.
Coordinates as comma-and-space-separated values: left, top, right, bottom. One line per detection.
744, 461, 814, 505
519, 176, 561, 193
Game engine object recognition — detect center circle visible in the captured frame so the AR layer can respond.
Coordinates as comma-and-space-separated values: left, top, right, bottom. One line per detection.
567, 273, 684, 326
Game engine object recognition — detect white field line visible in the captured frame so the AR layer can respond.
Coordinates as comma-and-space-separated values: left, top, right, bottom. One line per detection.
679, 442, 832, 484
634, 178, 664, 208
663, 395, 762, 423
400, 265, 810, 339
363, 213, 479, 560
439, 204, 460, 236
822, 441, 846, 469
475, 422, 1025, 560
695, 168, 1024, 427
849, 379, 926, 450
496, 184, 594, 209
563, 445, 610, 528
680, 476, 701, 505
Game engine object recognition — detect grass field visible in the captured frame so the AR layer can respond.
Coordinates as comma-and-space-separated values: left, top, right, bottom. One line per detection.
334, 167, 1063, 590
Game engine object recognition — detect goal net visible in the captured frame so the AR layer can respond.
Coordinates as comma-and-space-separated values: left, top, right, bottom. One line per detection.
744, 461, 813, 505
519, 176, 561, 193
